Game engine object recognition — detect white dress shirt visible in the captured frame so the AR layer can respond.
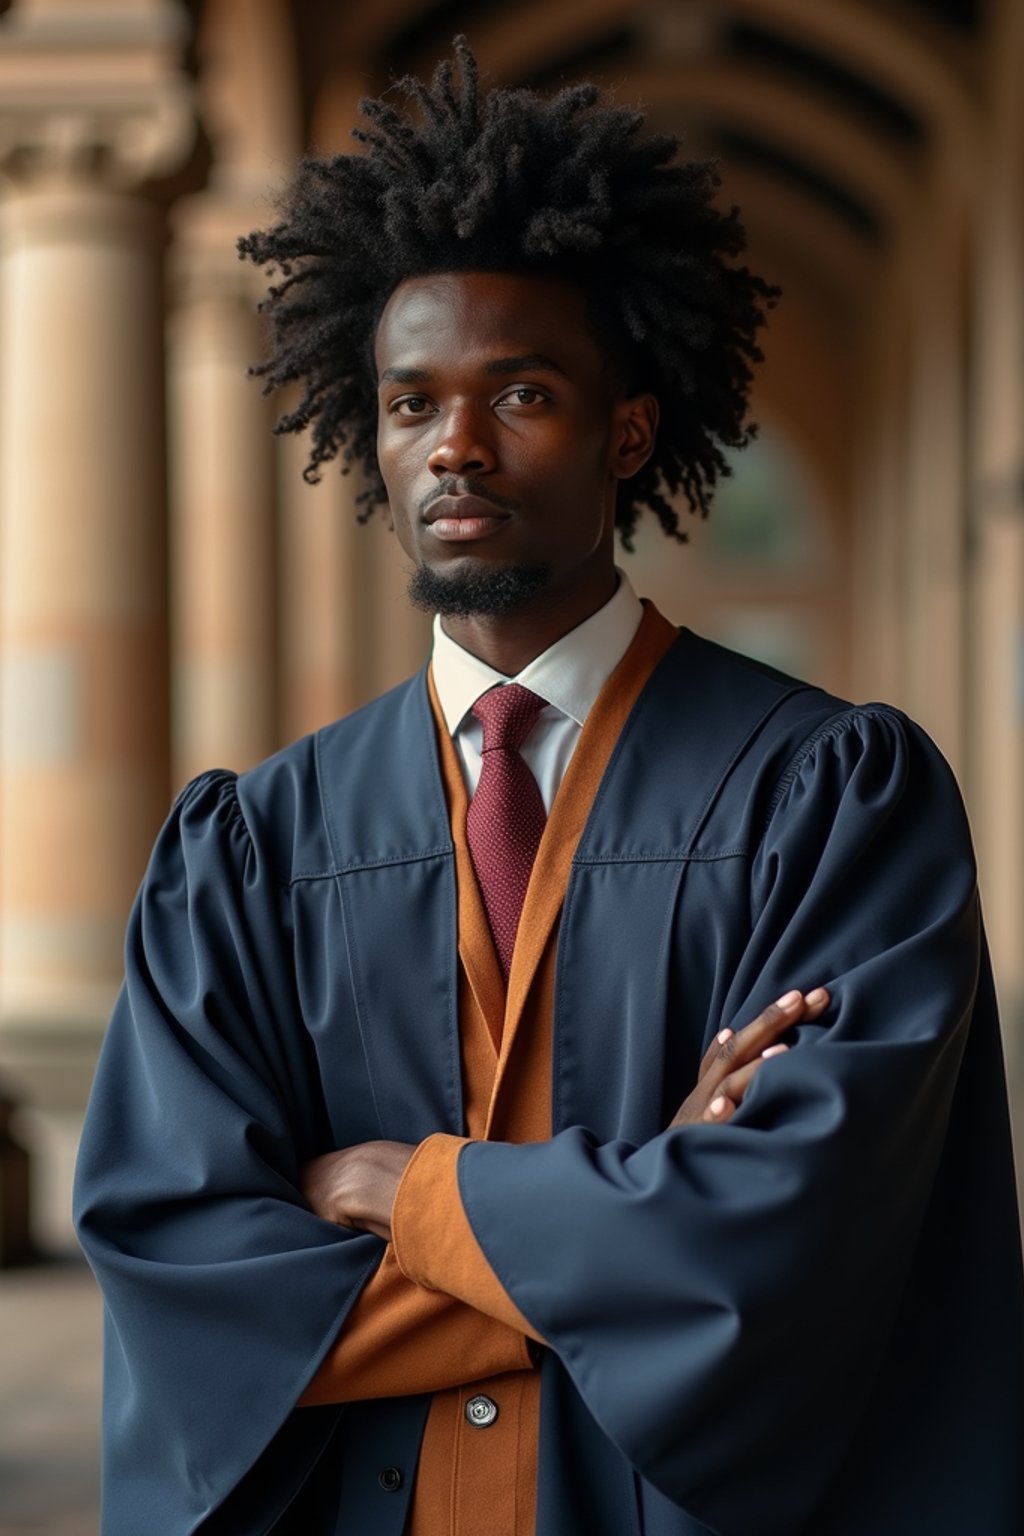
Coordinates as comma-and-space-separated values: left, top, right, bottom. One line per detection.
429, 571, 645, 812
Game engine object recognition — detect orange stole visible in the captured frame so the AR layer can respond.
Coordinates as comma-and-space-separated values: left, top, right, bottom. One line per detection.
302, 601, 678, 1536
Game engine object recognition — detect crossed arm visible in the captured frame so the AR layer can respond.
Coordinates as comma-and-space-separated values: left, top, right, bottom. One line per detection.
302, 986, 829, 1243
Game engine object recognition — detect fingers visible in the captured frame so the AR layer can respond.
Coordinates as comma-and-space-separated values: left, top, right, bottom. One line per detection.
703, 1092, 737, 1124
670, 986, 831, 1130
699, 987, 829, 1083
803, 986, 830, 1019
694, 985, 831, 1125
697, 991, 796, 1080
702, 1045, 789, 1121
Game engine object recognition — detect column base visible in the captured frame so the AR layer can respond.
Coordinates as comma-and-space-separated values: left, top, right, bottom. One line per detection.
0, 1016, 106, 1112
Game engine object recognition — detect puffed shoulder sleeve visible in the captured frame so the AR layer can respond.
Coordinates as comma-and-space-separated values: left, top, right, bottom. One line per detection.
444, 708, 1002, 1534
73, 771, 381, 1535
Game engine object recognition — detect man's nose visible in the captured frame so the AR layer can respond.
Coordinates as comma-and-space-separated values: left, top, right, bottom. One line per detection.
426, 403, 498, 478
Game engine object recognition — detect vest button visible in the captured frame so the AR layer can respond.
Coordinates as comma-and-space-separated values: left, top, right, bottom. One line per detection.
378, 1467, 403, 1492
464, 1394, 499, 1427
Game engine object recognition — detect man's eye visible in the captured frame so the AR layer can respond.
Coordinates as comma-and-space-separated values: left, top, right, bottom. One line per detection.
498, 387, 546, 407
393, 397, 433, 416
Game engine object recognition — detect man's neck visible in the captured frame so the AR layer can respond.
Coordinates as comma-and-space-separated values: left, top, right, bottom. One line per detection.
439, 569, 619, 676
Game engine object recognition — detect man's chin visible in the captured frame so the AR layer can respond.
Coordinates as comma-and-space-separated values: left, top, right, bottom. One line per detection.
407, 560, 552, 618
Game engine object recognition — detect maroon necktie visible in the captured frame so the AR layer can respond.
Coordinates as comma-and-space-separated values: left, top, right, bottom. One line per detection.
466, 684, 548, 979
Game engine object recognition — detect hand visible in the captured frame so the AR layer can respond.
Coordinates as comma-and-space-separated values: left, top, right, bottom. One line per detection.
301, 1140, 417, 1242
668, 987, 830, 1129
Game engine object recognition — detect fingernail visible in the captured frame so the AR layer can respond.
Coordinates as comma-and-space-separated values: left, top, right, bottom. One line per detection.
775, 990, 802, 1009
709, 1096, 727, 1115
805, 987, 828, 1006
762, 1044, 788, 1058
717, 1028, 733, 1044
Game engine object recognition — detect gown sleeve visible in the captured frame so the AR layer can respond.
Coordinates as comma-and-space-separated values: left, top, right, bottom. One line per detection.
393, 707, 1006, 1534
72, 769, 525, 1532
73, 771, 378, 1531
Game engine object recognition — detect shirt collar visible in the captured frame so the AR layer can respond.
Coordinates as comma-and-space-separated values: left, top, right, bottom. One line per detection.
430, 569, 644, 737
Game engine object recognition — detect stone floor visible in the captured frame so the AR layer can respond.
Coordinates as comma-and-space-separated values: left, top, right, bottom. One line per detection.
0, 1257, 102, 1536
1, 1108, 101, 1536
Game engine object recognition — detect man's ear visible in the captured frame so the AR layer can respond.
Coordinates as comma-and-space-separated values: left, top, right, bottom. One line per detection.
612, 392, 659, 481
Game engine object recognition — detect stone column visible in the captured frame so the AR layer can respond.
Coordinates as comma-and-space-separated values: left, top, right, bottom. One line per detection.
969, 0, 1024, 1084
849, 263, 910, 713
0, 0, 196, 1108
277, 449, 431, 732
277, 426, 370, 738
364, 516, 434, 701
900, 178, 969, 781
270, 55, 427, 739
168, 0, 302, 781
168, 198, 278, 786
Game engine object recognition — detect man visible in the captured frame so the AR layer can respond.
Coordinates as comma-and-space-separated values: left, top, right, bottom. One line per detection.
74, 38, 1024, 1536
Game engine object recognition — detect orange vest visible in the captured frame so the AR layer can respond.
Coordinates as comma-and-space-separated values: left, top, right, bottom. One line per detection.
304, 603, 678, 1535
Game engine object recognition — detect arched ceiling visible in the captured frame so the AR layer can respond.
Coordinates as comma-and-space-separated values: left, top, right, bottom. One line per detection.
281, 0, 982, 265
176, 0, 988, 494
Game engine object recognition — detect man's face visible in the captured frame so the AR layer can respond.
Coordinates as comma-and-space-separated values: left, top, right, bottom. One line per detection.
374, 270, 652, 619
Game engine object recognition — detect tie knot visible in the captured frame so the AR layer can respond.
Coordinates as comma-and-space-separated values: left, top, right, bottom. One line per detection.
472, 683, 546, 753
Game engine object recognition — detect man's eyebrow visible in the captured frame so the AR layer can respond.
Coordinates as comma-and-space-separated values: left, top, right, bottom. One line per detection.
483, 353, 567, 377
378, 353, 567, 386
379, 365, 430, 385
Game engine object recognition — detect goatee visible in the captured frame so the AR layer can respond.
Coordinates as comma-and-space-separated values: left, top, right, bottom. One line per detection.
407, 561, 552, 618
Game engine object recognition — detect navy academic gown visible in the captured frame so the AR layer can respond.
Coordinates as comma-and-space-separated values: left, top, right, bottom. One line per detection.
73, 626, 1024, 1536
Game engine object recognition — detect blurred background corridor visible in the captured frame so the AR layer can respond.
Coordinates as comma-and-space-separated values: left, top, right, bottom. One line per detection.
0, 0, 1021, 1530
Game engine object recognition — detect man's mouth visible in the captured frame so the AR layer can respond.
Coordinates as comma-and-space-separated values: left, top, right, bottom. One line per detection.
422, 494, 512, 542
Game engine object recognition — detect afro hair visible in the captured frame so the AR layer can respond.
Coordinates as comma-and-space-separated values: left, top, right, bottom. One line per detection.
238, 36, 778, 547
